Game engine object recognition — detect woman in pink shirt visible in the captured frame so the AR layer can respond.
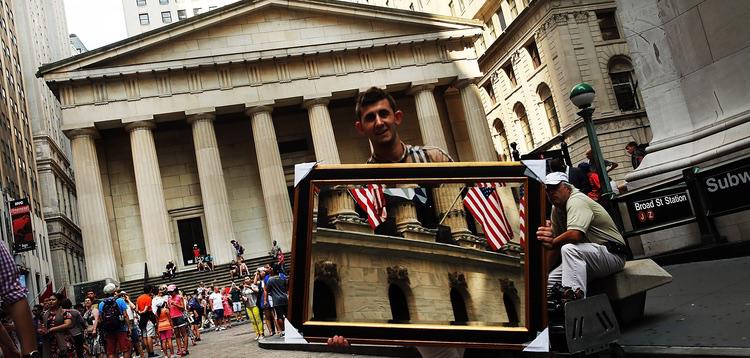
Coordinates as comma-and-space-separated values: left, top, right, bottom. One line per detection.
167, 285, 189, 356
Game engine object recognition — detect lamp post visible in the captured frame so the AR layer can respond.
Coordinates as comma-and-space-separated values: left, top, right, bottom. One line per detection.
569, 83, 613, 198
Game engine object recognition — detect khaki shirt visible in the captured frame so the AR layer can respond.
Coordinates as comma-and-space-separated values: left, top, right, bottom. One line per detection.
551, 189, 625, 246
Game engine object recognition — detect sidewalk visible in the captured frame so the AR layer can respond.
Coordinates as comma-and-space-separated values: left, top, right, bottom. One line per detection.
620, 256, 750, 356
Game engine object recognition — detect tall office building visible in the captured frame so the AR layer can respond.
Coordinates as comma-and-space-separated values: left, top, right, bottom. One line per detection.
0, 0, 54, 298
13, 0, 85, 291
122, 0, 239, 36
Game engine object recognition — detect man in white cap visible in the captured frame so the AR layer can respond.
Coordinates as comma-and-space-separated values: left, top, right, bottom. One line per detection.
536, 171, 627, 300
98, 283, 132, 358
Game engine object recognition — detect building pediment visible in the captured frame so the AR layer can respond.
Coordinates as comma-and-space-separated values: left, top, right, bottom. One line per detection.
39, 0, 482, 81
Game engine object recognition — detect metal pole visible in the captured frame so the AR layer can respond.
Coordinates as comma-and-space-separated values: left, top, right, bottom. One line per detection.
578, 108, 613, 199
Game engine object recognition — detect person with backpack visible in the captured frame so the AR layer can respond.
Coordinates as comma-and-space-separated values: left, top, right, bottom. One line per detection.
97, 283, 132, 358
187, 293, 203, 342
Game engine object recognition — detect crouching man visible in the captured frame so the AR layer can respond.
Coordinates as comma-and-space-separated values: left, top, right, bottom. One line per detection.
536, 172, 628, 300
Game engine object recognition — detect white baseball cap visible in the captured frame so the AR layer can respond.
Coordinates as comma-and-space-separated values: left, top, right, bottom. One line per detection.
544, 172, 569, 186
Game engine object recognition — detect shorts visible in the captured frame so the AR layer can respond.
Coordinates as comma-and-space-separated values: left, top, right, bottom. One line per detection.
191, 315, 202, 326
159, 329, 173, 342
130, 325, 142, 343
213, 309, 224, 319
232, 302, 243, 312
171, 316, 188, 328
273, 305, 287, 319
103, 331, 131, 355
138, 311, 156, 331
145, 321, 156, 338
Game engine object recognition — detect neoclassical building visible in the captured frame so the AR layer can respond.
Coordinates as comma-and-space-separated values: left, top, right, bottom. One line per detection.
39, 0, 508, 282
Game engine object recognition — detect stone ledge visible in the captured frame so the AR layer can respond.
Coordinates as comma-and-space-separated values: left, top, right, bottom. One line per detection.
590, 259, 672, 301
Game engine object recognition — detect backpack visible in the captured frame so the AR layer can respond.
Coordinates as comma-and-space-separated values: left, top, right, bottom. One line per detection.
99, 298, 123, 332
188, 297, 202, 312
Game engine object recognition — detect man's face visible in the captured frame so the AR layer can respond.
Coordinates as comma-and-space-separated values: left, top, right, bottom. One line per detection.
355, 99, 403, 145
585, 149, 593, 160
626, 145, 635, 155
545, 184, 571, 207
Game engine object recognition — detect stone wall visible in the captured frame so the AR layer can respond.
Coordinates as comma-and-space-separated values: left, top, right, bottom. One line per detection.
311, 229, 525, 325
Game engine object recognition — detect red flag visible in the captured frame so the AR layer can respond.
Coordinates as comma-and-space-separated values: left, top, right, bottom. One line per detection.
38, 281, 53, 302
463, 183, 513, 250
350, 184, 387, 229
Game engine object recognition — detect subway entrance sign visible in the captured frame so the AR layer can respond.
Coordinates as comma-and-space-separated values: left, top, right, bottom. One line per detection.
697, 156, 750, 216
624, 185, 694, 232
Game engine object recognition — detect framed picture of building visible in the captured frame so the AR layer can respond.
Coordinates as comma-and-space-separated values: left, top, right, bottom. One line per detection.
289, 162, 546, 348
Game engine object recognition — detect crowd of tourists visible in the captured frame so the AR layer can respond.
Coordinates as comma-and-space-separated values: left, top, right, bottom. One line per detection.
25, 260, 288, 358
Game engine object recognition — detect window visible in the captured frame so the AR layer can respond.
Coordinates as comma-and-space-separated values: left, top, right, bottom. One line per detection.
177, 9, 187, 20
597, 10, 620, 40
497, 7, 507, 31
482, 82, 496, 104
508, 0, 518, 17
493, 119, 511, 161
537, 84, 560, 136
193, 7, 201, 15
503, 63, 517, 87
136, 0, 146, 5
139, 13, 149, 25
526, 41, 541, 69
161, 11, 172, 23
609, 57, 640, 111
486, 20, 496, 40
159, 0, 168, 4
514, 103, 534, 150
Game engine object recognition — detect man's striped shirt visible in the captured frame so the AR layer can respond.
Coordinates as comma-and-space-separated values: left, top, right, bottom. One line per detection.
367, 142, 453, 164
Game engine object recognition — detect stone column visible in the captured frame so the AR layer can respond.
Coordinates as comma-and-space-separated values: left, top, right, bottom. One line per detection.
187, 113, 235, 264
457, 80, 497, 162
68, 129, 118, 280
433, 184, 472, 239
245, 106, 293, 250
408, 83, 448, 150
303, 98, 340, 164
125, 121, 174, 276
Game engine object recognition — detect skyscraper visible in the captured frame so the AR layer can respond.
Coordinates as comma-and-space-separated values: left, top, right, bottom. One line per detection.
13, 0, 84, 292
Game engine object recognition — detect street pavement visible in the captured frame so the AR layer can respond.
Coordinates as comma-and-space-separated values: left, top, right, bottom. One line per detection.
620, 256, 750, 356
184, 326, 384, 358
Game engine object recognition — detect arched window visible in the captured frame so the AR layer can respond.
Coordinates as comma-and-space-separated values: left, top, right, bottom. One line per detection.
493, 119, 511, 161
388, 284, 411, 323
450, 288, 470, 323
609, 57, 640, 111
312, 280, 337, 321
537, 83, 560, 136
514, 103, 534, 151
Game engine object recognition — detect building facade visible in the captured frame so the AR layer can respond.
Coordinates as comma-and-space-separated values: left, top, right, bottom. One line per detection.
122, 0, 239, 36
14, 0, 86, 291
39, 0, 514, 282
0, 0, 54, 298
616, 0, 750, 256
359, 0, 651, 183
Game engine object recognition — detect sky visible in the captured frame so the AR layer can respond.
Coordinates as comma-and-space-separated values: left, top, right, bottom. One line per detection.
63, 0, 127, 50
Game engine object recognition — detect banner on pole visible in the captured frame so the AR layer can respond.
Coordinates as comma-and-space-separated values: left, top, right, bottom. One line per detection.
10, 198, 35, 253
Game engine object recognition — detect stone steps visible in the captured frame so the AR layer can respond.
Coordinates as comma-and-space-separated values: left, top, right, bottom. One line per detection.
118, 253, 291, 295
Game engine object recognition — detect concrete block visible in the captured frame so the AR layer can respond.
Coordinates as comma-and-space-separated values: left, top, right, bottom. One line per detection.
590, 259, 672, 300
